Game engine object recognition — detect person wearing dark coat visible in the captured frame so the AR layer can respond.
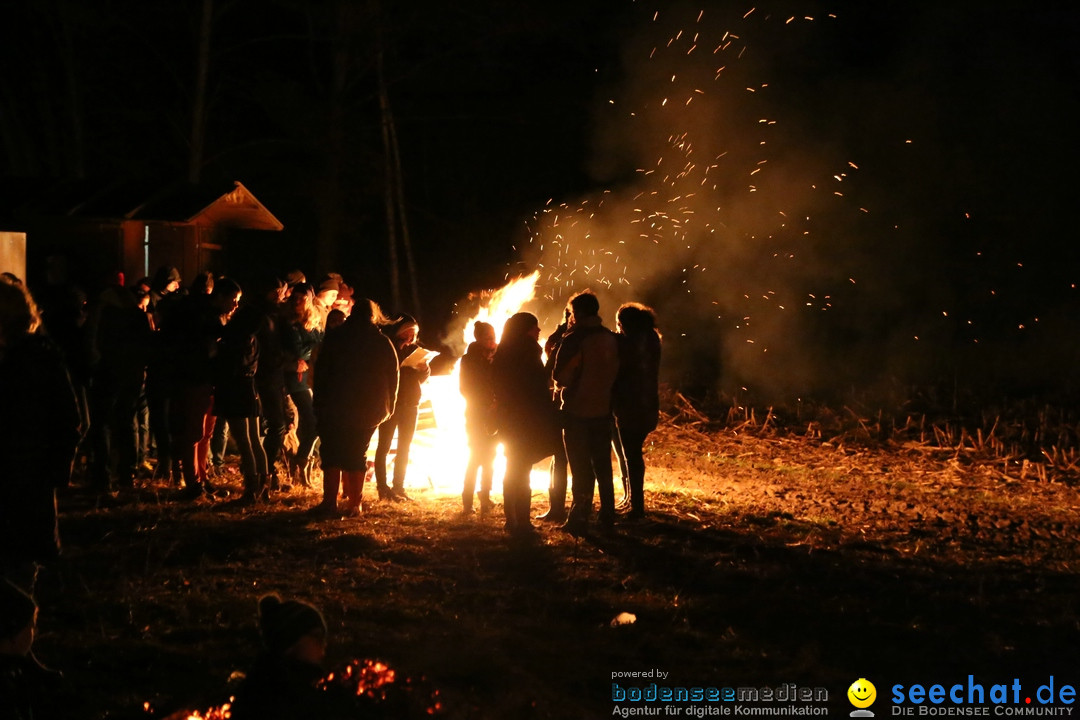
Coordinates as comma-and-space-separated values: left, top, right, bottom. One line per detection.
0, 278, 82, 593
491, 312, 558, 536
160, 288, 225, 498
212, 280, 270, 503
539, 308, 571, 523
611, 303, 662, 519
373, 314, 430, 501
252, 277, 290, 491
146, 267, 184, 484
84, 278, 152, 491
313, 300, 399, 516
459, 321, 497, 516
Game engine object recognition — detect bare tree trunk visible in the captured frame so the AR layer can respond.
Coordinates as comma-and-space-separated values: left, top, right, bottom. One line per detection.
58, 7, 84, 177
389, 116, 421, 316
189, 0, 213, 184
376, 30, 401, 310
316, 0, 354, 274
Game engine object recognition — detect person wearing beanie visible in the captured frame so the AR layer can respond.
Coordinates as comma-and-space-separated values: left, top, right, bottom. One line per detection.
283, 269, 306, 288
257, 594, 327, 659
230, 595, 353, 720
373, 313, 430, 501
312, 274, 341, 338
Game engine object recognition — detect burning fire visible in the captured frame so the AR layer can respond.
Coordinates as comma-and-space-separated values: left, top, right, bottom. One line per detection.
405, 271, 555, 495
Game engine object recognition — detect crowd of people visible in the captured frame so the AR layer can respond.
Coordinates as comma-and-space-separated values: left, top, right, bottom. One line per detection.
2, 267, 662, 528
3, 267, 663, 529
0, 268, 662, 717
470, 291, 663, 537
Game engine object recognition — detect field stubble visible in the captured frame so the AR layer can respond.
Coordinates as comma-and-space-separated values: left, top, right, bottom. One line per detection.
35, 402, 1080, 718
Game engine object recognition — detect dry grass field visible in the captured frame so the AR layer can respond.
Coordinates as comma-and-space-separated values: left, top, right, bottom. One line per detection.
30, 402, 1080, 719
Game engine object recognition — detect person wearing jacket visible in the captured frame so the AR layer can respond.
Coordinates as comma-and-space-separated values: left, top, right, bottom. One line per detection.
212, 279, 270, 503
313, 300, 399, 516
252, 276, 290, 492
281, 284, 324, 488
491, 312, 558, 536
0, 277, 81, 592
611, 303, 662, 519
539, 308, 571, 523
552, 290, 620, 534
373, 314, 429, 501
459, 321, 497, 516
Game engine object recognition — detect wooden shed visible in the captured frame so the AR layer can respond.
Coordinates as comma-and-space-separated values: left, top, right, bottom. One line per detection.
0, 177, 283, 291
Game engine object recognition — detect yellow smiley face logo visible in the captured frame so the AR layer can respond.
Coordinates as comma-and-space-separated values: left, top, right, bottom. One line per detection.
848, 678, 877, 708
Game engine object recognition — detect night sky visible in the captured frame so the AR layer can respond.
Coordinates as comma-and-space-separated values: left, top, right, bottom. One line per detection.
3, 1, 1078, 401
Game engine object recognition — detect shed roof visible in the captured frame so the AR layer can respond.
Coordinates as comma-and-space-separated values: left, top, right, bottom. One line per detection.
0, 177, 283, 230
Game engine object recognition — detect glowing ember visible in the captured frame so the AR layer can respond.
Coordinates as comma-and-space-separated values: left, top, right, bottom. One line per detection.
152, 703, 232, 720
320, 657, 444, 715
319, 658, 397, 698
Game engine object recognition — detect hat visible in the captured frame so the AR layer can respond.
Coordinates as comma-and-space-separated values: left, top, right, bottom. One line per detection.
317, 274, 341, 294
0, 579, 37, 641
258, 595, 326, 655
284, 270, 307, 287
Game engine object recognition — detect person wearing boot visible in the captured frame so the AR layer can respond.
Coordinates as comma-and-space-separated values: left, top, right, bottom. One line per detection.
611, 303, 662, 520
373, 314, 430, 502
313, 299, 398, 517
459, 321, 497, 516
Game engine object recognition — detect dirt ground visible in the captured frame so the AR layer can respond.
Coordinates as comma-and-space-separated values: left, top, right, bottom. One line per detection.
30, 416, 1080, 719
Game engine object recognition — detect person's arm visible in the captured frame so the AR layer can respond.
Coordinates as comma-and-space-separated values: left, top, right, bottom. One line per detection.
552, 332, 582, 390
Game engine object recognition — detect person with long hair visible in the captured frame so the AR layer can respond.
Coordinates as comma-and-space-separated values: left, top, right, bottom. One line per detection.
212, 279, 271, 503
611, 303, 662, 519
313, 299, 399, 516
491, 312, 558, 536
281, 283, 324, 488
0, 277, 81, 595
